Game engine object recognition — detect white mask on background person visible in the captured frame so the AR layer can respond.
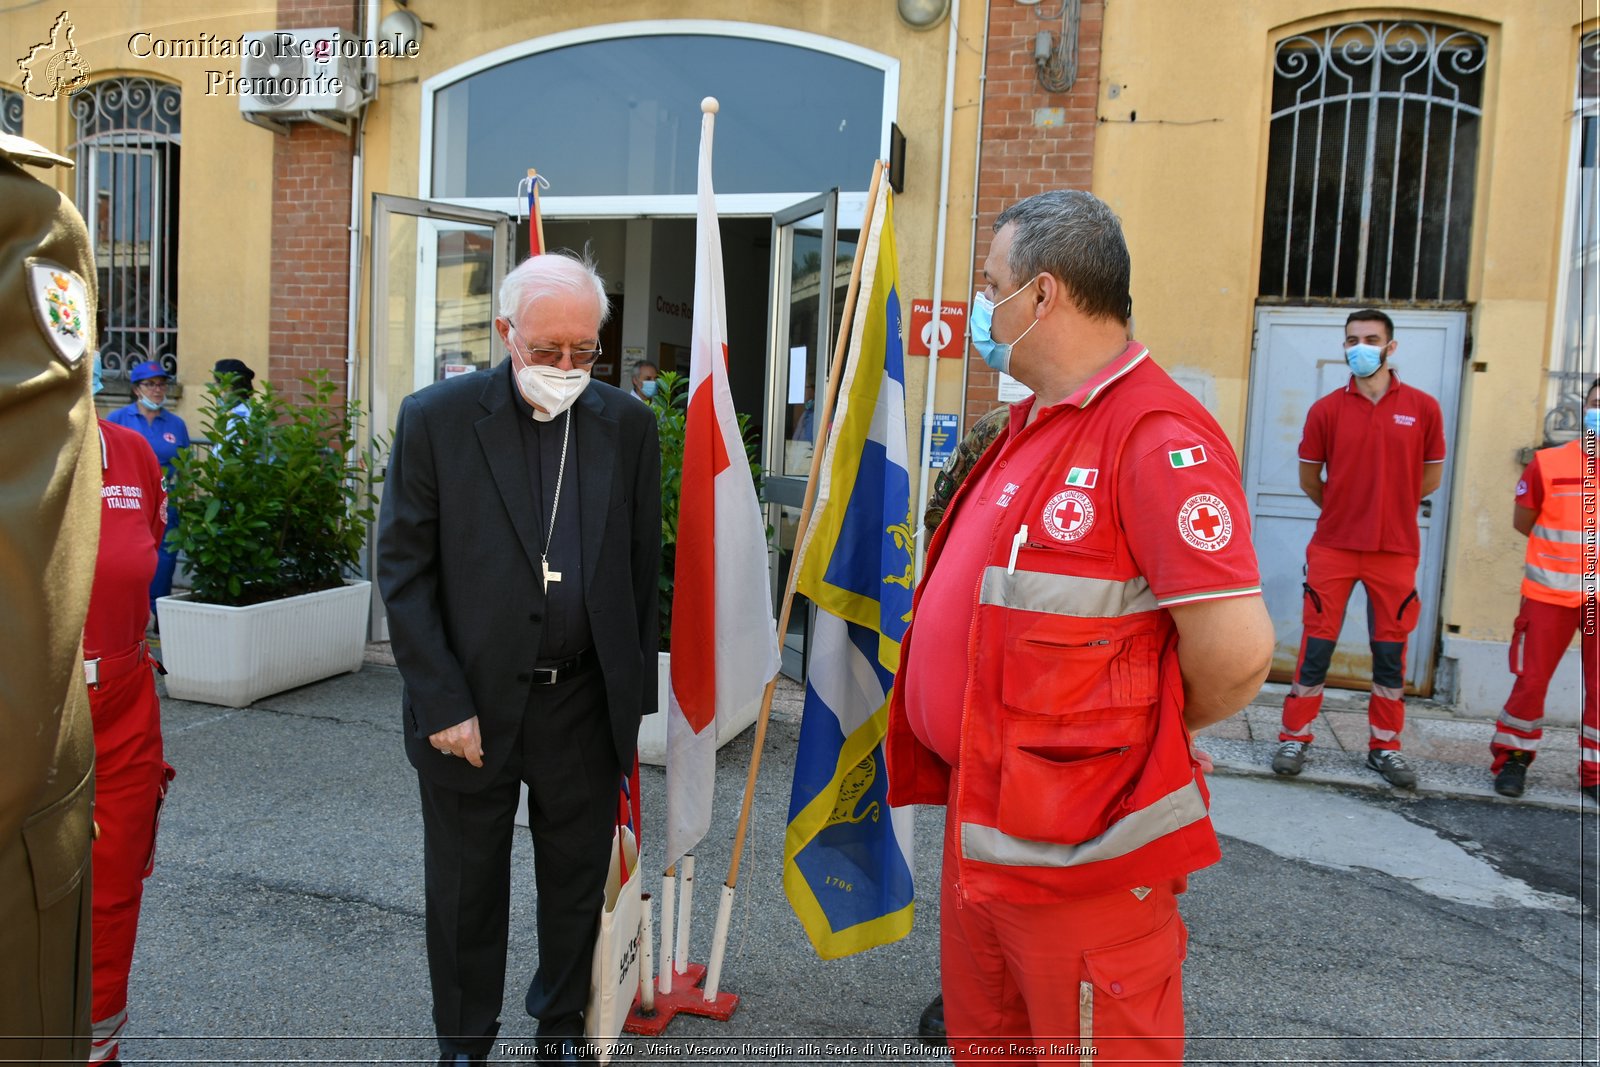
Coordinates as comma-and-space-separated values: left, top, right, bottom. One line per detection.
516, 363, 591, 421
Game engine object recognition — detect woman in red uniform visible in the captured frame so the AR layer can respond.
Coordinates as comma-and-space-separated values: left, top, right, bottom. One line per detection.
84, 358, 174, 1066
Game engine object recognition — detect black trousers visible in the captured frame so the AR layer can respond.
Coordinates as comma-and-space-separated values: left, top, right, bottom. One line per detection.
418, 667, 619, 1058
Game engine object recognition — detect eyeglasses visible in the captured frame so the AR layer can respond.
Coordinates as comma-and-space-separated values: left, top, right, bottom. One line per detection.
506, 323, 602, 368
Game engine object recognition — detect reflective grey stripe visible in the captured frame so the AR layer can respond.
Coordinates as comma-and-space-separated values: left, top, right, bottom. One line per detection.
1584, 725, 1600, 745
1524, 563, 1583, 591
963, 778, 1208, 868
1493, 729, 1540, 750
1582, 749, 1600, 763
1078, 982, 1094, 1066
1290, 682, 1324, 698
1499, 710, 1541, 732
1532, 524, 1586, 544
980, 565, 1157, 618
1370, 726, 1400, 742
1371, 684, 1404, 701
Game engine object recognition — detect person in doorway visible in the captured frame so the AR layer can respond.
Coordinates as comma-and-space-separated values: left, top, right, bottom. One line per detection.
1272, 309, 1446, 788
85, 361, 175, 1066
106, 359, 190, 618
887, 190, 1273, 1062
0, 131, 100, 1065
629, 359, 659, 404
1488, 378, 1600, 802
378, 251, 660, 1067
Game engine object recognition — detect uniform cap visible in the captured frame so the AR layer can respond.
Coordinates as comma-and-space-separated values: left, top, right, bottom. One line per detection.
129, 360, 169, 383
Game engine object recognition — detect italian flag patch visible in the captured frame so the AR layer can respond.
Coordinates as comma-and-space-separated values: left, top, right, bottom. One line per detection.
1169, 445, 1207, 468
1065, 467, 1098, 488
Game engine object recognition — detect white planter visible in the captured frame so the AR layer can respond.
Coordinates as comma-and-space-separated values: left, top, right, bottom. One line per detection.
157, 581, 372, 708
636, 650, 762, 766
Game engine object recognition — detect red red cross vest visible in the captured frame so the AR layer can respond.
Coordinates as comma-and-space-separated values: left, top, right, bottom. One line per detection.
888, 362, 1223, 904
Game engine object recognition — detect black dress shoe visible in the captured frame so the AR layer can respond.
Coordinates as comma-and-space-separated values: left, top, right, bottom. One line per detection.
918, 993, 947, 1044
438, 1054, 486, 1066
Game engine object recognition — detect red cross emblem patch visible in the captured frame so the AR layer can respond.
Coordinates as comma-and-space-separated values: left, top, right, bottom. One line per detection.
1042, 489, 1096, 543
1177, 493, 1233, 552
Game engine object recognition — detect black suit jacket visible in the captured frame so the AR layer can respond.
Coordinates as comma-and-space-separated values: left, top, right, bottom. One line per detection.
377, 362, 661, 791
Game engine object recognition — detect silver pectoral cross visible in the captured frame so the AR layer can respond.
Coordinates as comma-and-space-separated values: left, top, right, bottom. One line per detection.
541, 557, 562, 592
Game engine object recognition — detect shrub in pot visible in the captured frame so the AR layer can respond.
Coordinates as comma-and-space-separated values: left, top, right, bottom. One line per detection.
158, 371, 381, 706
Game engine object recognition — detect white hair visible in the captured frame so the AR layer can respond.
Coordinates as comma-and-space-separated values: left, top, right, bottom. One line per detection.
497, 250, 610, 329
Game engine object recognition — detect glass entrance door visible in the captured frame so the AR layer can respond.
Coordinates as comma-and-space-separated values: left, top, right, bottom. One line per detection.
764, 191, 838, 679
367, 194, 513, 639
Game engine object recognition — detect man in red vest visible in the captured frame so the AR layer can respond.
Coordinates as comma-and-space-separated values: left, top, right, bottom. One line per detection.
887, 191, 1274, 1062
1490, 378, 1600, 801
1272, 309, 1446, 789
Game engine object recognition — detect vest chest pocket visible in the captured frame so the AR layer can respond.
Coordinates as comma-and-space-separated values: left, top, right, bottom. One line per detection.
1001, 614, 1158, 714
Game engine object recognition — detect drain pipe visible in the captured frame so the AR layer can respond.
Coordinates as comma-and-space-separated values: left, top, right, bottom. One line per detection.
345, 0, 378, 409
953, 3, 991, 477
913, 0, 964, 580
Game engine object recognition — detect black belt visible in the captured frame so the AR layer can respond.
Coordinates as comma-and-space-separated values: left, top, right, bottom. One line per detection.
529, 647, 596, 686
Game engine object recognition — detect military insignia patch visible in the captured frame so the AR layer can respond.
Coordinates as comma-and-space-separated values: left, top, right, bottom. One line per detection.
27, 260, 90, 365
1178, 493, 1233, 551
1042, 488, 1095, 543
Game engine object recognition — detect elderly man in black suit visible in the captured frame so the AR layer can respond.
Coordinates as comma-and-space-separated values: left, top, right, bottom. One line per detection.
378, 251, 660, 1067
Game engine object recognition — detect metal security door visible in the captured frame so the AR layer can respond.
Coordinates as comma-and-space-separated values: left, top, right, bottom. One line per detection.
367, 194, 514, 640
1242, 307, 1463, 693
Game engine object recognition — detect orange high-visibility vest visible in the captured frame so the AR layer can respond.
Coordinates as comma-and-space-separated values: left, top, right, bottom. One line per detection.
1522, 440, 1596, 607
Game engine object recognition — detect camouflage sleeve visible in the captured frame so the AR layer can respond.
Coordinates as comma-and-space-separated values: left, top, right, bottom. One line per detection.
922, 406, 1010, 537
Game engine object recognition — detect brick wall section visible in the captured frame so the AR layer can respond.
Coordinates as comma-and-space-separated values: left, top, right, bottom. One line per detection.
964, 1, 1103, 424
267, 0, 358, 404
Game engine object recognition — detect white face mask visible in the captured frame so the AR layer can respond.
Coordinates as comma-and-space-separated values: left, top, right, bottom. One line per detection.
516, 363, 591, 421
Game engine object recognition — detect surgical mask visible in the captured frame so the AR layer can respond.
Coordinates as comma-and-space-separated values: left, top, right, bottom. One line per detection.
138, 395, 162, 412
1584, 408, 1600, 438
516, 363, 591, 421
971, 280, 1039, 374
1344, 343, 1385, 378
91, 354, 103, 395
640, 378, 658, 399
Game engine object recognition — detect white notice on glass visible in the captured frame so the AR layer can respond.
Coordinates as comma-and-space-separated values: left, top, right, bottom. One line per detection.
788, 347, 809, 404
996, 372, 1033, 403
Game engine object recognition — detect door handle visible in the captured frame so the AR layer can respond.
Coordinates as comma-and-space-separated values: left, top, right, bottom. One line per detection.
1420, 498, 1433, 518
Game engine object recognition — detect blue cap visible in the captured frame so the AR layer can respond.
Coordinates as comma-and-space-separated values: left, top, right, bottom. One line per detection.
129, 360, 169, 384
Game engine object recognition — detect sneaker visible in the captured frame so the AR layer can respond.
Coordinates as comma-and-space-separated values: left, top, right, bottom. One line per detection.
1367, 749, 1418, 789
1494, 751, 1532, 798
1272, 740, 1309, 776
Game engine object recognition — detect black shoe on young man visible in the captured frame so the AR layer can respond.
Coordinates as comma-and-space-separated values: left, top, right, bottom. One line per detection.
1366, 748, 1417, 789
918, 994, 947, 1044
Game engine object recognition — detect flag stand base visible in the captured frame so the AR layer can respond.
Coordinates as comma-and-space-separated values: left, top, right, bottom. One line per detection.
623, 962, 740, 1035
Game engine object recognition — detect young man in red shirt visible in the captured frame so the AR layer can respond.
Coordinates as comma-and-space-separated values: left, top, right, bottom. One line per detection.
1273, 309, 1447, 788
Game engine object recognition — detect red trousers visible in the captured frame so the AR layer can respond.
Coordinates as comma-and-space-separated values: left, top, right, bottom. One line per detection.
1491, 596, 1600, 786
1280, 545, 1421, 751
86, 644, 170, 1065
940, 810, 1187, 1065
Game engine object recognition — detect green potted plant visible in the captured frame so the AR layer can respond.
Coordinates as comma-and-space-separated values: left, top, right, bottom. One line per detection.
157, 370, 381, 707
637, 368, 770, 763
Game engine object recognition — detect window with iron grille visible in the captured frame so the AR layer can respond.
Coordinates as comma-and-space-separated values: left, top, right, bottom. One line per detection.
0, 88, 21, 135
71, 77, 180, 384
1259, 21, 1486, 304
1547, 30, 1600, 443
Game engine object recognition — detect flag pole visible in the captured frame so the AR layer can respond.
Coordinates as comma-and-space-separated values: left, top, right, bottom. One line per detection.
701, 159, 888, 1002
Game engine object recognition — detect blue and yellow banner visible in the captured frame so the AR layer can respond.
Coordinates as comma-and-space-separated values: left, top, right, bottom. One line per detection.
784, 183, 915, 959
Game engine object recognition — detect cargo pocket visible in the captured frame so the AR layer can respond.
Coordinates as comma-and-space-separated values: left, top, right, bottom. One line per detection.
1079, 911, 1188, 1063
997, 714, 1148, 845
143, 763, 176, 878
1002, 622, 1159, 714
1508, 615, 1529, 676
1397, 590, 1421, 635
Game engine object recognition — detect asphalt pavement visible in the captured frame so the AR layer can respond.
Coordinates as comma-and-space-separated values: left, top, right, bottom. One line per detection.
116, 658, 1598, 1066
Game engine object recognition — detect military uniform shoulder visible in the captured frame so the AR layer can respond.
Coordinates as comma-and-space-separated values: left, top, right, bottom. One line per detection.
0, 133, 73, 169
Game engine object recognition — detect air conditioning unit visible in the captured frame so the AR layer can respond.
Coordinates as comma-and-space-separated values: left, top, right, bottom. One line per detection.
238, 28, 365, 128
